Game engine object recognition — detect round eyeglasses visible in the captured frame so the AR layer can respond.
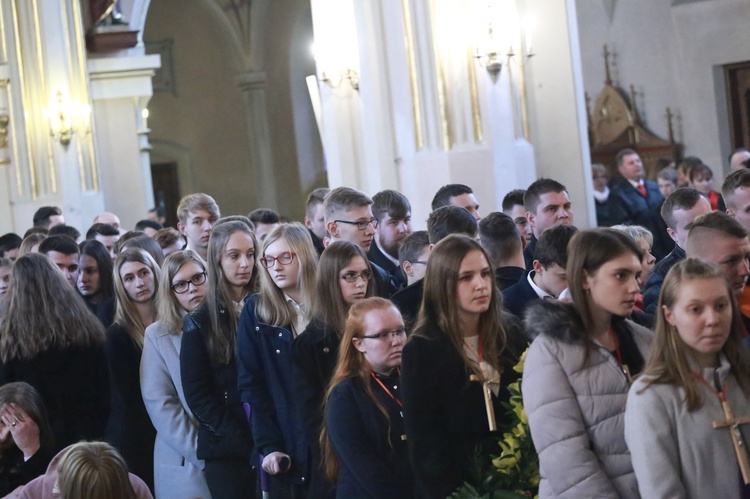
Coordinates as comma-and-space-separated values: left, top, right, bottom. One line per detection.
171, 272, 207, 294
260, 251, 296, 269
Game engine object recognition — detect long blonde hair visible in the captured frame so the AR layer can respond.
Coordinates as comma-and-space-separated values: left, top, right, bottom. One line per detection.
156, 250, 206, 334
0, 254, 105, 362
321, 297, 399, 481
642, 258, 750, 410
256, 223, 318, 327
113, 248, 160, 348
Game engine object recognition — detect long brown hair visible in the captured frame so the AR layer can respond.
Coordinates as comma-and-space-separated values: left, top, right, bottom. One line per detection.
0, 253, 105, 362
156, 250, 206, 334
256, 223, 318, 327
566, 228, 643, 356
311, 241, 375, 338
203, 221, 258, 364
641, 258, 750, 410
113, 248, 160, 349
320, 297, 400, 481
411, 234, 505, 376
0, 382, 54, 451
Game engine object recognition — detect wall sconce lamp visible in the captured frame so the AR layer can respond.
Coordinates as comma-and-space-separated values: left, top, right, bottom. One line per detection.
319, 68, 359, 91
43, 91, 90, 148
473, 8, 536, 83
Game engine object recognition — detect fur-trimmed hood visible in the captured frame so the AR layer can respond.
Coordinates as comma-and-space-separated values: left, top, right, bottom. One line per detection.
522, 299, 633, 344
523, 299, 587, 343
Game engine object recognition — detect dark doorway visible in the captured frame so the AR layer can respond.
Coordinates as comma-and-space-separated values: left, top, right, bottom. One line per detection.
151, 162, 180, 228
725, 61, 750, 150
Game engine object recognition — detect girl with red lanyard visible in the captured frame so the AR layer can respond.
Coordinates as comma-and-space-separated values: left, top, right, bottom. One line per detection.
321, 297, 413, 498
625, 258, 750, 498
400, 234, 522, 499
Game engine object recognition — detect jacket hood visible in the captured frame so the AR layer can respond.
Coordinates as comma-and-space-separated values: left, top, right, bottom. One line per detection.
523, 299, 587, 343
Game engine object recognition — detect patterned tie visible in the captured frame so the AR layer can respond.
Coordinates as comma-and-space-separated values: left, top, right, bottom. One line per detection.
637, 182, 647, 197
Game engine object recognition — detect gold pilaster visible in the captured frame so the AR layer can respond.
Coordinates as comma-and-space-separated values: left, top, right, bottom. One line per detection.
402, 0, 424, 150
429, 0, 451, 150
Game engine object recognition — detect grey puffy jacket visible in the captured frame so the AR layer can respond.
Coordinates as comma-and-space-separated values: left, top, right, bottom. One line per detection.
522, 300, 652, 498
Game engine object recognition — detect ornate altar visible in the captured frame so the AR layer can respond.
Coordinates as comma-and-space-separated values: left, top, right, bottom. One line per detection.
588, 45, 681, 180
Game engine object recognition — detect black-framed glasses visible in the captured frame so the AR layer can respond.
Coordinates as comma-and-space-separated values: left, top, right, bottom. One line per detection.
334, 218, 378, 230
340, 270, 372, 283
171, 272, 207, 294
361, 328, 407, 340
260, 251, 296, 269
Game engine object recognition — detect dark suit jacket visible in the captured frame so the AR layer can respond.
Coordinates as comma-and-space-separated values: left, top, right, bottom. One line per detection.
368, 242, 406, 288
501, 272, 541, 319
523, 234, 537, 271
496, 266, 525, 291
610, 176, 671, 260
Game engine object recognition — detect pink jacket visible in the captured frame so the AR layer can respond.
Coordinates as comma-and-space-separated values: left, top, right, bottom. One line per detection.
19, 445, 152, 499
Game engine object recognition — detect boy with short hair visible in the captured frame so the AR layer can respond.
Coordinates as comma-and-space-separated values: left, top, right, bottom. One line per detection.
176, 193, 221, 261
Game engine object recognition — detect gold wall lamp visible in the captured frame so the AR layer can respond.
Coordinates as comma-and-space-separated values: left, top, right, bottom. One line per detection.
43, 91, 91, 148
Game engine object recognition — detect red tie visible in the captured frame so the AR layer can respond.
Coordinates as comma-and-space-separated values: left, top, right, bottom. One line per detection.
637, 182, 647, 197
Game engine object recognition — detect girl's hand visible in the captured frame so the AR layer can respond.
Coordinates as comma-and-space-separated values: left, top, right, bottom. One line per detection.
1, 404, 40, 460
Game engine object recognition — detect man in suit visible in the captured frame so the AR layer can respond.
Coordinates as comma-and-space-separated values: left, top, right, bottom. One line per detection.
503, 224, 577, 319
431, 183, 481, 221
368, 190, 413, 288
522, 178, 574, 270
610, 148, 669, 259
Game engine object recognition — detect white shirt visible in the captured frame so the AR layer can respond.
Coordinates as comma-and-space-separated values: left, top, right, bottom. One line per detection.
284, 293, 309, 337
527, 271, 555, 300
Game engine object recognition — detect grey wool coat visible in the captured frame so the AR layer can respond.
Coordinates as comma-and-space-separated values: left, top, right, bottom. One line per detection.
625, 355, 750, 499
522, 300, 652, 498
140, 321, 212, 499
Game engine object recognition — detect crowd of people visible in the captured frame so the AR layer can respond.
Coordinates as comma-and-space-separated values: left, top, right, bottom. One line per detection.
0, 146, 748, 498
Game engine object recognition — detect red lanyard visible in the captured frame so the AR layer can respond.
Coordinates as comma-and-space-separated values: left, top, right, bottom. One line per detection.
693, 371, 728, 402
463, 333, 483, 363
371, 370, 402, 408
610, 328, 624, 365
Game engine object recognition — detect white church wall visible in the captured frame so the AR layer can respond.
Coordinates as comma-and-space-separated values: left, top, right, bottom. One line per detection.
576, 0, 750, 182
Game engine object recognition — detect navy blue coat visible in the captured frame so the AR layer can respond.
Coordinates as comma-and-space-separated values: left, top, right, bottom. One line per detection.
326, 375, 413, 499
610, 176, 671, 259
237, 293, 308, 485
180, 301, 254, 461
501, 272, 540, 319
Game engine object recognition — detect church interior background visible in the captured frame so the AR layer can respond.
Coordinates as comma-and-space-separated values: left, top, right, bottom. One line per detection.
0, 0, 748, 234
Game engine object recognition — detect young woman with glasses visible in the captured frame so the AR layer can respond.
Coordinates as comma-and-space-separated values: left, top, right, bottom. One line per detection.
180, 220, 258, 498
292, 241, 375, 497
321, 297, 413, 498
106, 247, 160, 492
141, 250, 211, 499
238, 223, 318, 497
401, 234, 519, 499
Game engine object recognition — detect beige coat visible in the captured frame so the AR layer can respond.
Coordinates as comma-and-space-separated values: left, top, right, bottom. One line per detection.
625, 356, 750, 499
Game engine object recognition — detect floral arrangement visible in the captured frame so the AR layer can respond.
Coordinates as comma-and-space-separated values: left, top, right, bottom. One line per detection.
451, 348, 540, 499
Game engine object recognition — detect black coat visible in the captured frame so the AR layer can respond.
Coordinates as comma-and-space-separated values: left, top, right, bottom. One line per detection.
180, 302, 254, 461
610, 176, 671, 260
0, 446, 52, 496
104, 323, 156, 491
642, 244, 685, 315
0, 344, 110, 453
522, 235, 537, 271
390, 279, 424, 332
326, 375, 413, 499
400, 325, 522, 499
292, 320, 339, 498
